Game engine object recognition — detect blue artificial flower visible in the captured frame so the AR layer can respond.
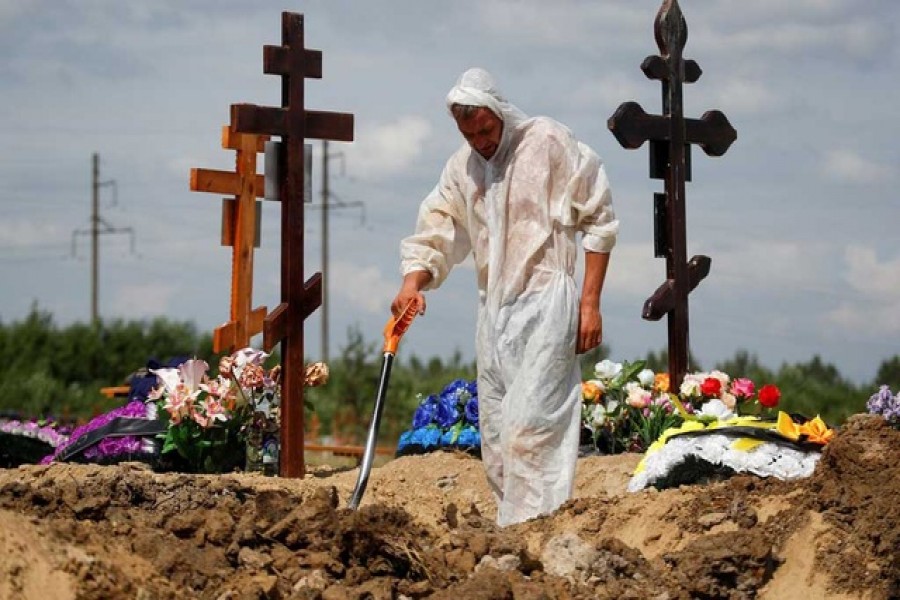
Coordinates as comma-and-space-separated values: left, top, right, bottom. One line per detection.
466, 379, 478, 397
441, 379, 470, 399
440, 429, 456, 446
456, 426, 481, 448
412, 401, 437, 429
435, 396, 460, 428
464, 396, 479, 429
396, 430, 414, 453
409, 426, 441, 448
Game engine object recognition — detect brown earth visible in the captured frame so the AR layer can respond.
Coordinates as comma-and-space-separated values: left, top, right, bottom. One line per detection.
0, 414, 896, 600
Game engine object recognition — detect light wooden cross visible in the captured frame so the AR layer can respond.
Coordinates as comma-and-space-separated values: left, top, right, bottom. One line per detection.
190, 126, 270, 354
231, 12, 353, 478
608, 0, 736, 389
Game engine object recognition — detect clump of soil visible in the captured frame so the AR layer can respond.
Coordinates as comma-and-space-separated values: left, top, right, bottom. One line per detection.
0, 415, 896, 599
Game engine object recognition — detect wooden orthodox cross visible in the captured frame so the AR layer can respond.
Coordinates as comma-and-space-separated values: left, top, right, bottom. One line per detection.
190, 126, 270, 354
607, 0, 736, 389
231, 12, 353, 478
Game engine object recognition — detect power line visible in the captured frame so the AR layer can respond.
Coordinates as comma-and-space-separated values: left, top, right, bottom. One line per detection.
69, 153, 137, 325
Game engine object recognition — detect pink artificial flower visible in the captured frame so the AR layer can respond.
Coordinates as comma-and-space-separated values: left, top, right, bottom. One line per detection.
731, 378, 755, 399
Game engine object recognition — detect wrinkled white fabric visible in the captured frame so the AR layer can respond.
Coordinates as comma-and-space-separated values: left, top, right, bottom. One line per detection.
400, 68, 618, 526
627, 435, 821, 493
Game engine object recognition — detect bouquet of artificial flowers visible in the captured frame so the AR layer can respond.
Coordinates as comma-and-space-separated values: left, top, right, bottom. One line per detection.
396, 378, 480, 456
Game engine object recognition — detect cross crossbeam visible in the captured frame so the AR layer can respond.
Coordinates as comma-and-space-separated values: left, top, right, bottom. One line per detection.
232, 12, 353, 478
189, 125, 270, 354
607, 0, 736, 389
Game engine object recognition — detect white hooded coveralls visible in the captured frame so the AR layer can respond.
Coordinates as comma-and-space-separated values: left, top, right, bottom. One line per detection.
401, 68, 618, 526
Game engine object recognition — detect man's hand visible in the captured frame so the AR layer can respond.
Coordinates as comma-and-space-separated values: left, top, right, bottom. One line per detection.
391, 270, 432, 317
577, 303, 602, 354
578, 251, 609, 354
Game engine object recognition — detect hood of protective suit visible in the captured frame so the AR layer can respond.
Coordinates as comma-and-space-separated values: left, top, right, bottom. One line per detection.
445, 68, 528, 163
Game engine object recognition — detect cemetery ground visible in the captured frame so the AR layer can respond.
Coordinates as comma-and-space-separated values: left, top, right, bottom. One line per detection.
0, 414, 896, 599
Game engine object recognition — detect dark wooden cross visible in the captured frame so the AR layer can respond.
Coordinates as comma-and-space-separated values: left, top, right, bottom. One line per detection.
231, 12, 354, 478
607, 0, 736, 389
190, 125, 270, 354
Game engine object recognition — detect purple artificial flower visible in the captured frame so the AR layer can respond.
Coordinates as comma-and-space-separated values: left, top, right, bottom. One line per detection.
867, 385, 894, 415
42, 400, 154, 464
464, 396, 479, 429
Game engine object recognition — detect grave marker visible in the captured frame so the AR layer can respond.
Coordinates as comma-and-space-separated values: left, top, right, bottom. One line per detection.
608, 0, 736, 388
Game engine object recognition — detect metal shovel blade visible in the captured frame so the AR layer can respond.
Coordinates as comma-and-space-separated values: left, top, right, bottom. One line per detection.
347, 352, 394, 509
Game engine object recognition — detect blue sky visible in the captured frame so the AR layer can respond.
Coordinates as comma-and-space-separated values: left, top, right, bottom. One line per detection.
1, 0, 898, 384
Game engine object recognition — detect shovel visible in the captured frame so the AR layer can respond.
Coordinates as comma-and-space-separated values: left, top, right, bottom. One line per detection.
348, 298, 420, 509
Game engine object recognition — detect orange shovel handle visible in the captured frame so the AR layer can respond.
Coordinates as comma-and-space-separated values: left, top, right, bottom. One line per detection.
383, 298, 420, 354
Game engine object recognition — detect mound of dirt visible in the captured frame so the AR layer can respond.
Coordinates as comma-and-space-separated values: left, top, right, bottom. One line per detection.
0, 415, 896, 599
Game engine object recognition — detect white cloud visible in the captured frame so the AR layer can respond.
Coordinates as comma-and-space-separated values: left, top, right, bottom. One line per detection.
344, 116, 432, 180
603, 242, 664, 297
696, 240, 830, 294
569, 73, 647, 112
842, 246, 900, 297
823, 246, 900, 335
710, 78, 780, 116
822, 150, 894, 184
111, 283, 177, 319
704, 19, 888, 60
474, 2, 646, 48
329, 260, 398, 314
0, 219, 65, 249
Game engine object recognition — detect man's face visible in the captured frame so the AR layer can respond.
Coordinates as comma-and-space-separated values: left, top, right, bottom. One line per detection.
455, 107, 502, 160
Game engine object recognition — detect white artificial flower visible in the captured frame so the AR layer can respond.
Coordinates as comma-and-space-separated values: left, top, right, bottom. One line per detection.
589, 400, 621, 428
696, 399, 735, 421
637, 368, 655, 387
594, 359, 623, 380
721, 392, 737, 410
680, 376, 702, 398
626, 384, 651, 409
709, 370, 731, 387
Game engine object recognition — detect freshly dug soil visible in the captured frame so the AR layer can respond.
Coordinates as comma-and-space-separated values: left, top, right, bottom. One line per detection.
0, 415, 895, 599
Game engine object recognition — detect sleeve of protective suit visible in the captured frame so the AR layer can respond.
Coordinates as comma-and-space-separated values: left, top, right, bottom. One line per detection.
399, 158, 472, 290
565, 141, 619, 253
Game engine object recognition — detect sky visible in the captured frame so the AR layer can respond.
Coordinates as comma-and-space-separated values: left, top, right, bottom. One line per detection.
1, 0, 898, 385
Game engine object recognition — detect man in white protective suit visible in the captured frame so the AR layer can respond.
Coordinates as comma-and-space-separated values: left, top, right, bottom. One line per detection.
391, 67, 619, 526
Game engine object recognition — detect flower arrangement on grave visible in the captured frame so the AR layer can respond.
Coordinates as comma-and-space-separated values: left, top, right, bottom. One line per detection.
396, 378, 480, 457
150, 348, 329, 474
41, 400, 161, 466
867, 385, 900, 429
1, 417, 72, 468
15, 348, 329, 474
580, 359, 818, 456
580, 361, 839, 492
581, 359, 683, 454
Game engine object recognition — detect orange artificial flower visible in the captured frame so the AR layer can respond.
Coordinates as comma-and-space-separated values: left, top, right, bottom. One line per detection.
798, 416, 835, 445
653, 373, 670, 394
582, 381, 603, 403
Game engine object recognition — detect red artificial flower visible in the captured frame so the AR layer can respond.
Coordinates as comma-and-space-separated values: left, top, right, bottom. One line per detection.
700, 377, 722, 397
758, 384, 781, 408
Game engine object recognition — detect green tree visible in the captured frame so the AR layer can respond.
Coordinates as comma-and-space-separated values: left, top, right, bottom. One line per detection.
874, 355, 900, 391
